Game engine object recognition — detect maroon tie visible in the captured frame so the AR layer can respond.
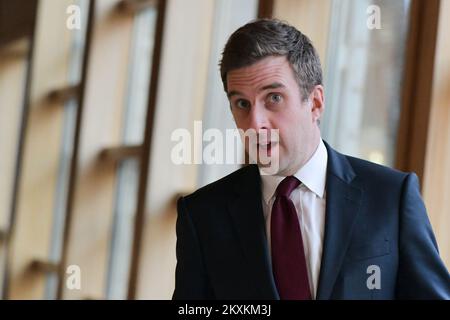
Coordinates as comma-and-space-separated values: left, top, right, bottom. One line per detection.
271, 176, 311, 300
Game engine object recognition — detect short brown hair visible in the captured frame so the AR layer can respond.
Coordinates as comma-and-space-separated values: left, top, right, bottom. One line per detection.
220, 19, 323, 100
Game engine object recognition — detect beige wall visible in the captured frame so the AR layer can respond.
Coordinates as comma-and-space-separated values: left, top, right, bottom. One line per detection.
61, 0, 214, 300
8, 0, 75, 299
423, 0, 450, 269
273, 0, 331, 66
0, 39, 28, 230
63, 0, 134, 299
136, 0, 215, 299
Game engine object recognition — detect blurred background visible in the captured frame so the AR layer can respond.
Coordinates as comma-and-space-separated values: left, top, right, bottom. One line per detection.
0, 0, 449, 299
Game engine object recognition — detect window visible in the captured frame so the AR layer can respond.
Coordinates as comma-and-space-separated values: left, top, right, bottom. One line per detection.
45, 0, 91, 300
321, 0, 411, 167
106, 4, 157, 300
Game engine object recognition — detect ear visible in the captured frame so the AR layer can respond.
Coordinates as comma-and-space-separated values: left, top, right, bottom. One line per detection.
310, 85, 325, 124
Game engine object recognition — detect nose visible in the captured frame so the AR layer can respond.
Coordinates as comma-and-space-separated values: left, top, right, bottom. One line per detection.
248, 102, 270, 133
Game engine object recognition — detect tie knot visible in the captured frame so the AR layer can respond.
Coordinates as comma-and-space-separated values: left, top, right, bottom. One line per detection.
276, 176, 300, 197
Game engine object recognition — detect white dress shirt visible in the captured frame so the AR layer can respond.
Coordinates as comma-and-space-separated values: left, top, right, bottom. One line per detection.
259, 139, 328, 299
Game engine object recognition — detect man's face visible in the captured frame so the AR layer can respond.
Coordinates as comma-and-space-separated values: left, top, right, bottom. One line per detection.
226, 55, 324, 176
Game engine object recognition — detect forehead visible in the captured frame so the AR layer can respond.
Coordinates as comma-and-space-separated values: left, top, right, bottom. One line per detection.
226, 56, 296, 93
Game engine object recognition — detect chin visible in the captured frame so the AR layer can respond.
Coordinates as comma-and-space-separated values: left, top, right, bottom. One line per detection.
258, 163, 281, 176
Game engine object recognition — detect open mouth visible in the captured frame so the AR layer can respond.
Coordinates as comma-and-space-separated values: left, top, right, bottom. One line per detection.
257, 141, 278, 155
258, 142, 271, 149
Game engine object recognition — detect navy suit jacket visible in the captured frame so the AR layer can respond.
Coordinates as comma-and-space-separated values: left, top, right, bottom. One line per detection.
173, 141, 450, 299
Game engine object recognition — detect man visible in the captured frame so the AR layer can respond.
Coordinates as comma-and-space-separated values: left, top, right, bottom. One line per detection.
173, 19, 450, 299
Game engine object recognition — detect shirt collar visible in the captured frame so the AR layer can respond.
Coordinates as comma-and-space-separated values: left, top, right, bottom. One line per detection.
259, 139, 328, 204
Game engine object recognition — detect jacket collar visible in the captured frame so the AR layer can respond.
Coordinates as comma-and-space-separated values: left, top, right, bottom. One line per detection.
316, 141, 363, 299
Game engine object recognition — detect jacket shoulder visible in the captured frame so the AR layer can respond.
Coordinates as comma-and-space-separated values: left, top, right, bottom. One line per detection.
181, 164, 258, 205
345, 153, 411, 186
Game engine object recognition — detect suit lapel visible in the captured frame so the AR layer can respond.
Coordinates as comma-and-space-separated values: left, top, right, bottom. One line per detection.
316, 142, 363, 299
227, 165, 279, 299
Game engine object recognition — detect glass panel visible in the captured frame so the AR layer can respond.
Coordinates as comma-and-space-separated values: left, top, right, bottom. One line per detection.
45, 0, 91, 299
322, 0, 411, 167
198, 0, 258, 187
106, 4, 157, 300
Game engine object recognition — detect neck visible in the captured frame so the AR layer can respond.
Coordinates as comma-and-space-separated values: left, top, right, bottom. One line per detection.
281, 135, 321, 176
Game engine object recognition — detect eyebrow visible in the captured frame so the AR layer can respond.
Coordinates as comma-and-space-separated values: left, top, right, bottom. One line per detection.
227, 82, 286, 98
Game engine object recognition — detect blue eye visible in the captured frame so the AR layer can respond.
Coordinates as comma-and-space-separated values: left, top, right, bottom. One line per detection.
269, 93, 282, 103
235, 99, 250, 109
